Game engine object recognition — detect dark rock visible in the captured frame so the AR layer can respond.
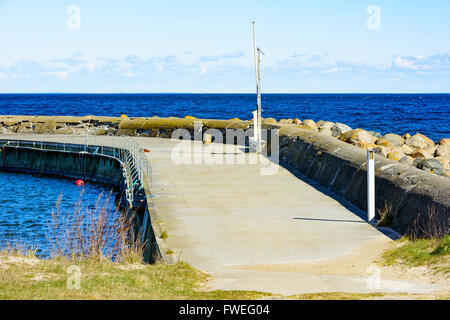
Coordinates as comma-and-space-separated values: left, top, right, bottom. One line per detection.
416, 158, 445, 176
331, 123, 352, 137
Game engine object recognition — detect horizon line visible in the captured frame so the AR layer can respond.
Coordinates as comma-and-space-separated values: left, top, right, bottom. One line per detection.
0, 92, 449, 95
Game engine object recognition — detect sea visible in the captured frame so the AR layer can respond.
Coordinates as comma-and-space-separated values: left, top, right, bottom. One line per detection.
0, 93, 448, 141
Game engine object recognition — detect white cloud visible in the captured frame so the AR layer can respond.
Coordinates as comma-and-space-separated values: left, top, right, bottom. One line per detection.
392, 52, 450, 72
44, 71, 68, 78
0, 52, 448, 92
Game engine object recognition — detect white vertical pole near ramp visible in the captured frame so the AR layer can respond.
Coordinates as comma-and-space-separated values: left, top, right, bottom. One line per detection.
252, 110, 258, 142
367, 150, 375, 222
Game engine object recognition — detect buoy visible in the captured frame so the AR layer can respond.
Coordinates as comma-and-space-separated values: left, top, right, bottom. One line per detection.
75, 179, 84, 186
120, 114, 128, 118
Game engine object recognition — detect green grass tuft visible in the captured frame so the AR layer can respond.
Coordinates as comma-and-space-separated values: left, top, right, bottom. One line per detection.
160, 231, 168, 240
381, 235, 450, 272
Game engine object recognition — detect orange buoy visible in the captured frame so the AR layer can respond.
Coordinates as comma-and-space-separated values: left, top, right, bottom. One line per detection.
75, 179, 84, 186
120, 114, 128, 118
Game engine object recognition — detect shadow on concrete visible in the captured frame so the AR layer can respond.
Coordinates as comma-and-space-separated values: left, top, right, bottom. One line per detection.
293, 217, 366, 224
280, 161, 400, 240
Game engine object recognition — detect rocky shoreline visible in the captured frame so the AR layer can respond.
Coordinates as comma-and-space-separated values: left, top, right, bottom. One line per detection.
261, 117, 449, 177
0, 115, 449, 177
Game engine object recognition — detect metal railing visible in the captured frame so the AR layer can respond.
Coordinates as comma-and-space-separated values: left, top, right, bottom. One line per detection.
0, 134, 152, 208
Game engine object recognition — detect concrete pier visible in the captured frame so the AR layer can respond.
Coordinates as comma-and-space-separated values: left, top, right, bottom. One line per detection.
0, 134, 445, 295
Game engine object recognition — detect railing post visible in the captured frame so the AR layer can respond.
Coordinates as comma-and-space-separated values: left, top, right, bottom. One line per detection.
367, 150, 375, 222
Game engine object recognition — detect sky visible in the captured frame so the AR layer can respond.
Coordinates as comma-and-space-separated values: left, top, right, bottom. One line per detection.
0, 0, 449, 93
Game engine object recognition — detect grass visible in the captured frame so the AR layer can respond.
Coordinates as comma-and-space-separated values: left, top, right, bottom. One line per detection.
1, 187, 448, 300
160, 231, 168, 240
290, 292, 450, 300
290, 292, 385, 300
47, 191, 141, 262
0, 253, 269, 300
381, 235, 450, 273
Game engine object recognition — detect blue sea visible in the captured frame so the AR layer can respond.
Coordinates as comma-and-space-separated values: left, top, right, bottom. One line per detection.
0, 172, 118, 258
0, 93, 449, 141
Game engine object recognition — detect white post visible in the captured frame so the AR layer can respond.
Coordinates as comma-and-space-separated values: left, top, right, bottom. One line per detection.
367, 150, 375, 222
252, 110, 258, 141
256, 48, 262, 154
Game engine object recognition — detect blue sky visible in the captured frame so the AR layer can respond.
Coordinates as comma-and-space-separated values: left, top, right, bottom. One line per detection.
0, 0, 449, 93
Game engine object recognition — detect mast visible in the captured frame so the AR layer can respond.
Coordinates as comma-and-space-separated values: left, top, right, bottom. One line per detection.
252, 21, 263, 154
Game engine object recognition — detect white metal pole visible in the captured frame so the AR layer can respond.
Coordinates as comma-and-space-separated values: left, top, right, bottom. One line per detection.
367, 150, 375, 222
252, 22, 258, 90
252, 110, 258, 141
252, 21, 262, 154
257, 48, 262, 154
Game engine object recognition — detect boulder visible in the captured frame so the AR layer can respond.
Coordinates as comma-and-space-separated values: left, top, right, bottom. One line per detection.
415, 158, 445, 176
263, 117, 277, 124
416, 133, 434, 146
374, 146, 389, 158
387, 151, 405, 161
339, 129, 378, 150
318, 121, 334, 131
339, 129, 377, 145
301, 119, 318, 131
389, 145, 406, 154
382, 133, 405, 146
410, 149, 433, 159
425, 147, 437, 157
375, 137, 391, 147
413, 158, 422, 167
293, 118, 301, 125
399, 155, 414, 166
437, 138, 450, 146
400, 144, 415, 155
402, 133, 411, 140
331, 123, 352, 137
318, 121, 334, 135
368, 131, 382, 138
279, 119, 293, 124
435, 143, 450, 158
406, 134, 432, 149
434, 156, 450, 170
316, 120, 325, 127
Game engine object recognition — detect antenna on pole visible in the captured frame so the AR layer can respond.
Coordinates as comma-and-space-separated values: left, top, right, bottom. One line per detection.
251, 21, 263, 154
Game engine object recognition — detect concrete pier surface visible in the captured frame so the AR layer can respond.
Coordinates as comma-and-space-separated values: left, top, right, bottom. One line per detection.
1, 134, 445, 295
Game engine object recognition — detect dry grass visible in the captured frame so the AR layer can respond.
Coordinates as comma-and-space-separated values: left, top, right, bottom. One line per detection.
0, 253, 271, 300
410, 204, 449, 240
46, 191, 144, 263
376, 202, 393, 227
